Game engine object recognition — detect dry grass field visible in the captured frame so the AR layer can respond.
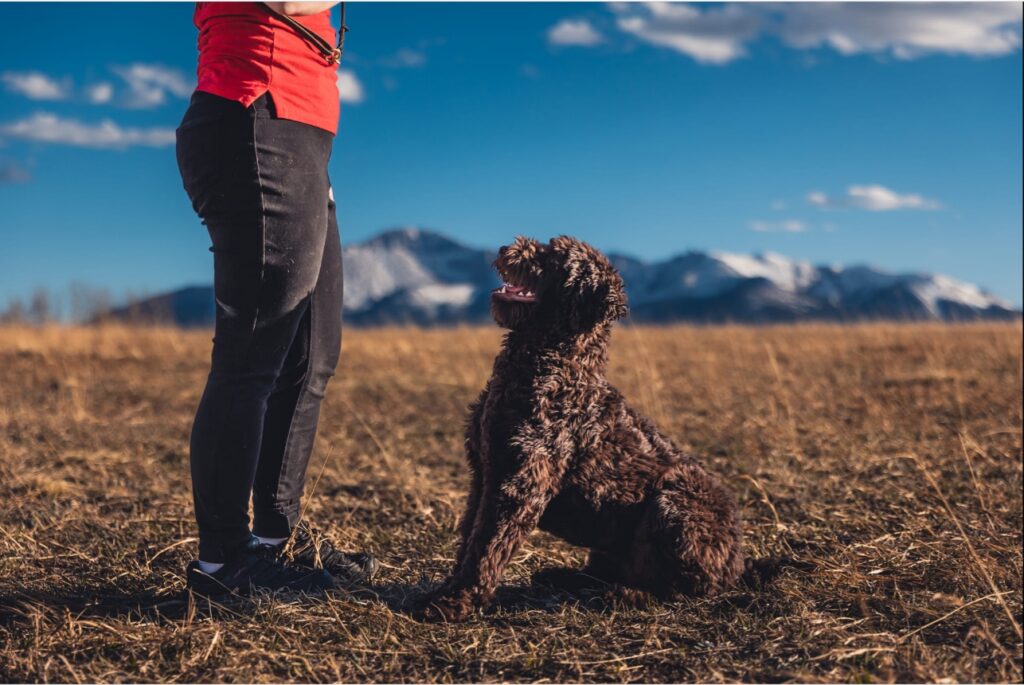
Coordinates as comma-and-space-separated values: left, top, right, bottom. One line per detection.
0, 322, 1021, 683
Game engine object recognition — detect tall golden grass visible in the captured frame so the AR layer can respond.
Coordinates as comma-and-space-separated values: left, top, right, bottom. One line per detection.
0, 322, 1020, 682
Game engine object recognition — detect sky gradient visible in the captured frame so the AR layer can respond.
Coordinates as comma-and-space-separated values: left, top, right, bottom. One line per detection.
1, 2, 1021, 311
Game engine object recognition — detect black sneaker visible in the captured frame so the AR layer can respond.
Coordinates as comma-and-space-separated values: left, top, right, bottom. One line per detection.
282, 522, 378, 584
186, 537, 336, 597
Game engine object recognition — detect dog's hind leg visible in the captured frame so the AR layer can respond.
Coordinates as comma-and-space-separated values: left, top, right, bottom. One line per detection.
537, 550, 663, 607
600, 584, 659, 609
638, 466, 746, 596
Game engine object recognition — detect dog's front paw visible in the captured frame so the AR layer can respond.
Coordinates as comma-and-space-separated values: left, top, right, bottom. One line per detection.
413, 589, 480, 622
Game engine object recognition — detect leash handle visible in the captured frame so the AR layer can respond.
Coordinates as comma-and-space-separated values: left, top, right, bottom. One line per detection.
263, 2, 347, 66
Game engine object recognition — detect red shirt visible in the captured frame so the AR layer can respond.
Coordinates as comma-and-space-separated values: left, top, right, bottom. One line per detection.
193, 2, 340, 134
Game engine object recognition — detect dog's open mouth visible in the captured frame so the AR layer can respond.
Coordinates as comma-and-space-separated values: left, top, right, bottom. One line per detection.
492, 282, 538, 303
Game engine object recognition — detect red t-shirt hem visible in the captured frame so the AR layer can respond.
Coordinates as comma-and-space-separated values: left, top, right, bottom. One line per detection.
193, 2, 340, 135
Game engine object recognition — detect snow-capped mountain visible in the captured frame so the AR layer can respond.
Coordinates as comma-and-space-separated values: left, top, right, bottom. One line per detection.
611, 249, 1015, 323
108, 228, 1018, 326
340, 228, 499, 325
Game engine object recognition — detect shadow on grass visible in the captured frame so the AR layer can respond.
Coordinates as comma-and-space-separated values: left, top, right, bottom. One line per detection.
353, 576, 778, 622
0, 586, 196, 624
0, 580, 644, 626
0, 566, 799, 627
0, 582, 383, 625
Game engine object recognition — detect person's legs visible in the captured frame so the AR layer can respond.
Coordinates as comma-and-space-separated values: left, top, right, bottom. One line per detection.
177, 92, 334, 564
252, 190, 343, 539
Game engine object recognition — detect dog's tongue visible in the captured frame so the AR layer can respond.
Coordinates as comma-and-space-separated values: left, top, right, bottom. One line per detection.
505, 284, 525, 294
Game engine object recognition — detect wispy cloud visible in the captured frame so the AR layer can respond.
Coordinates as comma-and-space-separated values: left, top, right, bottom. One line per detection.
776, 2, 1022, 60
614, 3, 759, 64
337, 70, 365, 104
86, 82, 114, 105
2, 71, 70, 100
3, 66, 192, 107
0, 112, 175, 149
0, 159, 31, 183
380, 48, 426, 69
548, 19, 605, 47
808, 185, 941, 211
593, 2, 1023, 64
748, 219, 807, 233
112, 63, 193, 108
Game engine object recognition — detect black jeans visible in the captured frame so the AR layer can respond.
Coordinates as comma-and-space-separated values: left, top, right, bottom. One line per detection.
176, 91, 343, 562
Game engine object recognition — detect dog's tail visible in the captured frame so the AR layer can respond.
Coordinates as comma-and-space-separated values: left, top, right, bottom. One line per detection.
741, 556, 812, 589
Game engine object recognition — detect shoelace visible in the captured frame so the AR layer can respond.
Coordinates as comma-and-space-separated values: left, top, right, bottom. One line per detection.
245, 544, 308, 584
290, 527, 325, 559
314, 543, 351, 569
287, 523, 372, 577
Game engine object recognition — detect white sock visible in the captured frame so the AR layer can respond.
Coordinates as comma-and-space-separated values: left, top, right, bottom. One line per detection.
197, 560, 224, 574
256, 535, 287, 547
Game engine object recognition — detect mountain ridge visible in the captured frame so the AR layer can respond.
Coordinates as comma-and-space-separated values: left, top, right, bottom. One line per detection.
107, 228, 1019, 326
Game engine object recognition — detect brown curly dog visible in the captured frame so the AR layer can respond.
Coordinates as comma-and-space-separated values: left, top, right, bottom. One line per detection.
417, 235, 749, 621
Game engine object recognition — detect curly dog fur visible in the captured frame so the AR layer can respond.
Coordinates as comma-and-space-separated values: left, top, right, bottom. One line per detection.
418, 236, 747, 621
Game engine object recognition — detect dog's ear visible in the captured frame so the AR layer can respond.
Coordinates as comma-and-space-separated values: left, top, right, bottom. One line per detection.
605, 275, 629, 322
549, 236, 629, 330
575, 279, 628, 331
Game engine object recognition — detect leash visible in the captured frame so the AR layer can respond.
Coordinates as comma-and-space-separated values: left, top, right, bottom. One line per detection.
262, 2, 348, 66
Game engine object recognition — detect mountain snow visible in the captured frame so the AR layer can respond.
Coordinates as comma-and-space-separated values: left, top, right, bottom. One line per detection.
116, 229, 1017, 326
711, 251, 819, 292
342, 242, 436, 311
341, 227, 497, 314
407, 283, 476, 308
335, 229, 1013, 323
908, 273, 1010, 315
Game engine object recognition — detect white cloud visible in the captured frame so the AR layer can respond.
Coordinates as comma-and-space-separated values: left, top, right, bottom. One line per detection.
381, 48, 426, 68
86, 82, 114, 105
2, 71, 70, 100
748, 219, 807, 233
599, 2, 1022, 64
776, 3, 1022, 60
4, 65, 193, 108
112, 63, 193, 108
808, 184, 941, 211
770, 199, 787, 211
807, 191, 829, 206
612, 3, 761, 64
548, 19, 605, 47
0, 112, 175, 149
337, 70, 364, 104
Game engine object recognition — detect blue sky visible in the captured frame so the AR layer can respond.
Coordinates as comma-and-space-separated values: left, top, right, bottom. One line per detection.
1, 2, 1022, 310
